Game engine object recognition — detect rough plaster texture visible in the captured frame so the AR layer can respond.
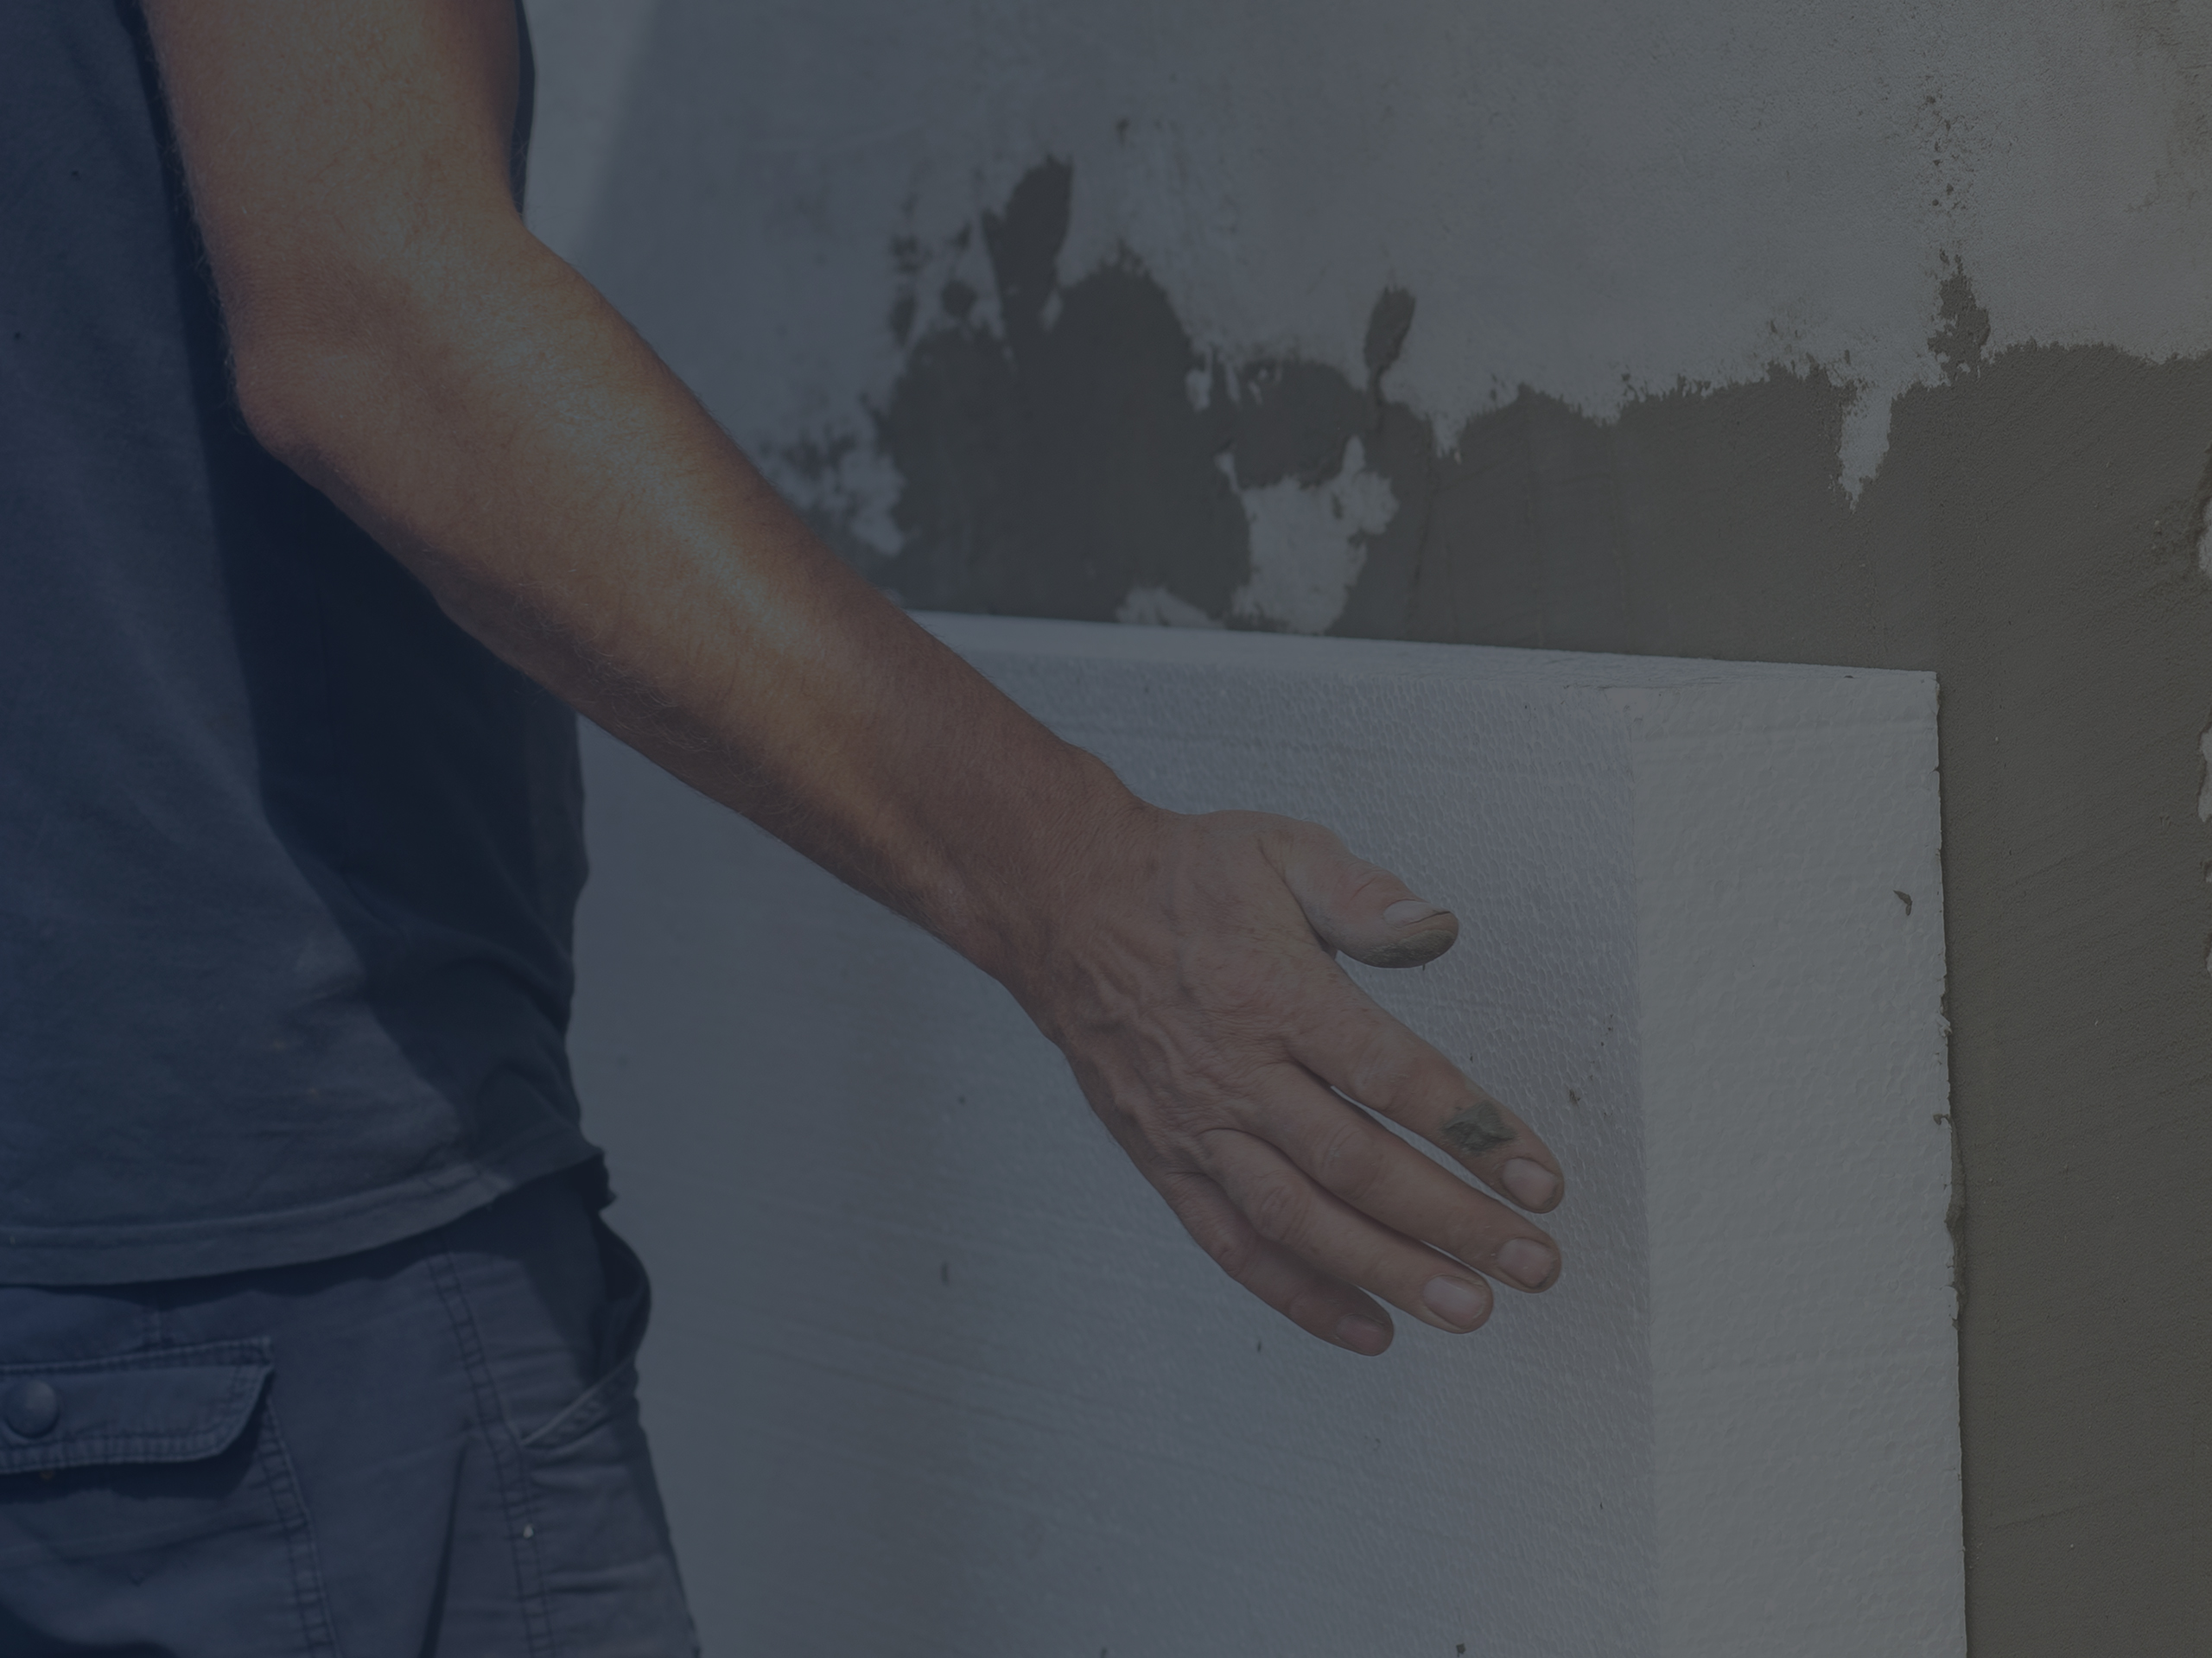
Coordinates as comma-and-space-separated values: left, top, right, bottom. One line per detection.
524, 2, 2212, 1645
526, 0, 2212, 503
569, 616, 1955, 1657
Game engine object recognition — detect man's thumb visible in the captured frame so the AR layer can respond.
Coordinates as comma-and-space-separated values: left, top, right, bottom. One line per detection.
1278, 833, 1460, 969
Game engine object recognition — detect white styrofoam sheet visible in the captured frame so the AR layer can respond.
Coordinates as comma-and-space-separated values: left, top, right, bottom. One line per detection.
569, 614, 1959, 1656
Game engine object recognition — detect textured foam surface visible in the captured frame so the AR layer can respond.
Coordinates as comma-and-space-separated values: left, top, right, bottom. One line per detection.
569, 615, 1960, 1656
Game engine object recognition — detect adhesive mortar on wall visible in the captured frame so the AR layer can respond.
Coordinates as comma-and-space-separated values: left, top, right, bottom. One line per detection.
569, 614, 1960, 1658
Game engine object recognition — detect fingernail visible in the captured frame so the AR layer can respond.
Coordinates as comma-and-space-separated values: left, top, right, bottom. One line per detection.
1335, 1314, 1392, 1355
1502, 1158, 1559, 1210
1496, 1237, 1558, 1291
1421, 1275, 1491, 1330
1382, 899, 1444, 926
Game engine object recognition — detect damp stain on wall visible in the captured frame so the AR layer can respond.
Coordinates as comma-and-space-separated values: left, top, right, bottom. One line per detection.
793, 157, 2212, 1655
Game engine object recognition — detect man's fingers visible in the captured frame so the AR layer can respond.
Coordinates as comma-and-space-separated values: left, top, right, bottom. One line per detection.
1261, 818, 1561, 1210
1198, 1130, 1500, 1335
1274, 829, 1460, 969
1254, 1071, 1562, 1293
1287, 989, 1567, 1215
1154, 1169, 1398, 1355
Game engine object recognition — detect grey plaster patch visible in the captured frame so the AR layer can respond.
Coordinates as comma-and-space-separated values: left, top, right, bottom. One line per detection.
868, 164, 1931, 659
869, 160, 1250, 621
1929, 262, 1993, 379
1363, 287, 1416, 383
868, 162, 1430, 632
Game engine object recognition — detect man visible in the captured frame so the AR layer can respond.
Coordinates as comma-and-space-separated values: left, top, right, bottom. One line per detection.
0, 3, 1566, 1649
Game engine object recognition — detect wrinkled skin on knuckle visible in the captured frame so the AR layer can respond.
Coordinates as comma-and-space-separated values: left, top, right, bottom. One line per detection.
1183, 943, 1316, 1045
1304, 1115, 1388, 1204
1198, 1221, 1261, 1283
1156, 1172, 1260, 1281
1282, 1284, 1351, 1337
1241, 810, 1340, 862
1240, 1169, 1312, 1250
1324, 1013, 1454, 1122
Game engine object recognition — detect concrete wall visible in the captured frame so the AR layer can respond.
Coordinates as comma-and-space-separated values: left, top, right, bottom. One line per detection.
524, 3, 2212, 1649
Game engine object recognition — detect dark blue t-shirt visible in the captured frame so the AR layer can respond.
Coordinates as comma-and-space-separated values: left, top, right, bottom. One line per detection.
0, 3, 601, 1283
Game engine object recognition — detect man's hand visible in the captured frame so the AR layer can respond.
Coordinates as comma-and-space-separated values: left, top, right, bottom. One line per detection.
1018, 809, 1561, 1354
145, 0, 1563, 1354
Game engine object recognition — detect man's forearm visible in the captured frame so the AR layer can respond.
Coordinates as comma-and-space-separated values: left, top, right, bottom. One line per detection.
149, 0, 1133, 983
259, 244, 1135, 981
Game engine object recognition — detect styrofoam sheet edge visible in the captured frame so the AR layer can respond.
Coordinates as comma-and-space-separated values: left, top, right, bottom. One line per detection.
1628, 676, 1961, 1656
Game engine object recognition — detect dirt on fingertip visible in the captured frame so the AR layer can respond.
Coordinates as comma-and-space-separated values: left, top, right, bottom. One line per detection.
1442, 1100, 1515, 1159
1353, 923, 1458, 969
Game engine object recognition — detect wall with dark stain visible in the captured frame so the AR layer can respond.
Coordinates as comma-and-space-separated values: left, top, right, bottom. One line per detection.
526, 2, 2212, 1647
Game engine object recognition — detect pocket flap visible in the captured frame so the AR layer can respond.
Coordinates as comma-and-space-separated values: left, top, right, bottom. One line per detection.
0, 1338, 272, 1477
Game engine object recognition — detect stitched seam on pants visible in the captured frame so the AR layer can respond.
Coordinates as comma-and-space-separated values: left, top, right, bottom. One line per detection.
254, 1391, 346, 1658
518, 1356, 639, 1454
426, 1243, 556, 1658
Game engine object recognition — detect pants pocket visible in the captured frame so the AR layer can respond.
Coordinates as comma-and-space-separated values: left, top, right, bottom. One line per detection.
0, 1339, 339, 1657
520, 1214, 652, 1457
513, 1219, 699, 1655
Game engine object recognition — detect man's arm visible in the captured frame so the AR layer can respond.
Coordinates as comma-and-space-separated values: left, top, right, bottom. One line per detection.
142, 0, 1565, 1355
